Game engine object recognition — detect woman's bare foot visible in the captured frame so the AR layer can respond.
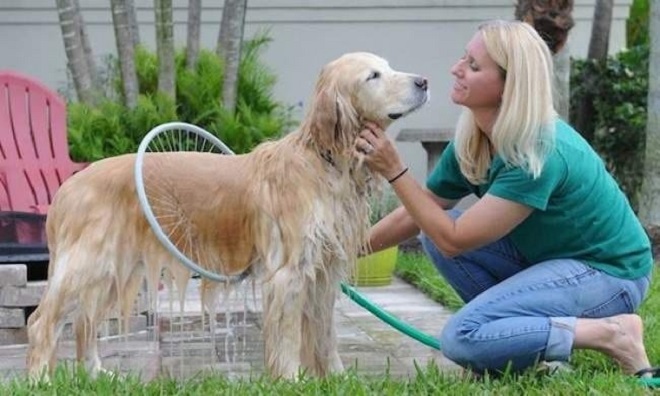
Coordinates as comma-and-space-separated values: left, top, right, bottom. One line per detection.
574, 314, 650, 376
598, 314, 650, 375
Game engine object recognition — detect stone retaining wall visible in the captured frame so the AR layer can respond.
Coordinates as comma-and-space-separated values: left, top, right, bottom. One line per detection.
0, 264, 149, 346
0, 265, 44, 345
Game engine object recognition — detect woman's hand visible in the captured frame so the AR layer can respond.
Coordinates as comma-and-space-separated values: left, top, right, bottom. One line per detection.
355, 122, 407, 181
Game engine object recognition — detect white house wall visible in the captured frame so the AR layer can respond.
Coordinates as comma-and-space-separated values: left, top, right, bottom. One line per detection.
0, 0, 633, 182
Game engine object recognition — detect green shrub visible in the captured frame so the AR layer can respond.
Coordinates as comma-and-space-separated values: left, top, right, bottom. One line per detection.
68, 34, 294, 160
570, 44, 649, 211
68, 93, 177, 161
236, 35, 281, 116
627, 0, 649, 48
134, 45, 160, 96
175, 49, 225, 127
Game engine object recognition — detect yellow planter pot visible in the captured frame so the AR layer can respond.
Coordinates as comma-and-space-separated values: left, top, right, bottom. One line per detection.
351, 246, 398, 287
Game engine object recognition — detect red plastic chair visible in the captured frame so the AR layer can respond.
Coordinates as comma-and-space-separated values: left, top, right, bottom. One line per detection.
0, 70, 87, 242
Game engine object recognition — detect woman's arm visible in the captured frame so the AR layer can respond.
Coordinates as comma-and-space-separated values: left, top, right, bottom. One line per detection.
390, 174, 532, 257
357, 123, 533, 257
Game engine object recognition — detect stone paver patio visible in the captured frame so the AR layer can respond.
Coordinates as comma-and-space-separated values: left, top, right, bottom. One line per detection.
0, 277, 459, 381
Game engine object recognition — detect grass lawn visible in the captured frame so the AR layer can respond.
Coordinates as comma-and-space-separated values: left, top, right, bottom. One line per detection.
2, 252, 657, 395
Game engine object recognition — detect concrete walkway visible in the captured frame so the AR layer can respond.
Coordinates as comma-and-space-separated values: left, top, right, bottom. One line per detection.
0, 277, 459, 382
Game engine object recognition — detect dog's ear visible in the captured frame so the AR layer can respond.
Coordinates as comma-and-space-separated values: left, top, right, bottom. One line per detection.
306, 82, 359, 156
334, 90, 359, 147
308, 88, 339, 152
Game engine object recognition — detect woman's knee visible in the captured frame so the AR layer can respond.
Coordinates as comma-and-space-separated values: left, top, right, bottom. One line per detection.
439, 313, 481, 369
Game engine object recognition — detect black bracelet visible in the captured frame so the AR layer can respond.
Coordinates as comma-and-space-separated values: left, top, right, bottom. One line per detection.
388, 167, 409, 184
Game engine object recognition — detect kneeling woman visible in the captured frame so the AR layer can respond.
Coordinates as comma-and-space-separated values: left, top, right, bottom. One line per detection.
357, 20, 654, 377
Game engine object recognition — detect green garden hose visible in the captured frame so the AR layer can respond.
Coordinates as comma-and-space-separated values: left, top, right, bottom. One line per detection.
340, 282, 660, 389
340, 282, 441, 350
639, 377, 660, 388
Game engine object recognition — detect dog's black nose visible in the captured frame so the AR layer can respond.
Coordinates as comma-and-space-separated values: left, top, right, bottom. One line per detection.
415, 77, 428, 91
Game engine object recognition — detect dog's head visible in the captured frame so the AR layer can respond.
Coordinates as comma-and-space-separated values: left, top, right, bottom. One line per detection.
304, 52, 430, 158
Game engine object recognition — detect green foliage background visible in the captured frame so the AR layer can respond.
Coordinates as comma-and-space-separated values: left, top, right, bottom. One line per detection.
568, 0, 651, 212
67, 34, 295, 162
570, 45, 649, 211
627, 0, 649, 47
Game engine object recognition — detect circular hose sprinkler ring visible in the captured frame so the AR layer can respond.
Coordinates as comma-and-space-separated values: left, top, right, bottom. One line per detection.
134, 121, 248, 284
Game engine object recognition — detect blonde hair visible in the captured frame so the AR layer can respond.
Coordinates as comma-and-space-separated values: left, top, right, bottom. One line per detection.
454, 20, 556, 184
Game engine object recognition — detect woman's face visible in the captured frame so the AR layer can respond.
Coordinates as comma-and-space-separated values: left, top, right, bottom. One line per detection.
450, 32, 505, 111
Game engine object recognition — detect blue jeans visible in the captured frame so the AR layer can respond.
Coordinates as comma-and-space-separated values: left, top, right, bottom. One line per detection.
420, 210, 651, 374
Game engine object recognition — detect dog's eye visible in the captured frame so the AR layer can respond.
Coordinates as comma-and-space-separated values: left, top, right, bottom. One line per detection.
366, 71, 381, 81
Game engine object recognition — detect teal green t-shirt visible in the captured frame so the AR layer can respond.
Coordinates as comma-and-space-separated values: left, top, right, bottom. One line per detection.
426, 119, 652, 279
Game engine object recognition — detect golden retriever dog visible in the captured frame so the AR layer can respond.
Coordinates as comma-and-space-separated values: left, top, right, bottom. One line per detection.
26, 52, 429, 379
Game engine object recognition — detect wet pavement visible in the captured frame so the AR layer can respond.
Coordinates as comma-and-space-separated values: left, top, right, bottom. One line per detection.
0, 277, 459, 382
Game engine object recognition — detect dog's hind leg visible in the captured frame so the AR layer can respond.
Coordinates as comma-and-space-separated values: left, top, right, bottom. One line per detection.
71, 253, 145, 377
71, 276, 117, 376
25, 305, 53, 380
74, 314, 104, 375
262, 265, 306, 379
27, 265, 80, 378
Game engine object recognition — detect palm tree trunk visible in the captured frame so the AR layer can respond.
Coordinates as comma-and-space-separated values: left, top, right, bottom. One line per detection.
186, 0, 202, 70
575, 0, 614, 142
587, 0, 614, 60
126, 0, 141, 48
71, 0, 99, 92
216, 0, 247, 113
639, 0, 660, 253
514, 0, 574, 120
55, 0, 97, 106
155, 0, 176, 98
553, 43, 571, 120
110, 0, 139, 109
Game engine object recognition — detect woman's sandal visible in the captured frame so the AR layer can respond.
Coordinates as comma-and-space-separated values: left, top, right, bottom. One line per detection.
636, 367, 660, 389
634, 367, 660, 378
